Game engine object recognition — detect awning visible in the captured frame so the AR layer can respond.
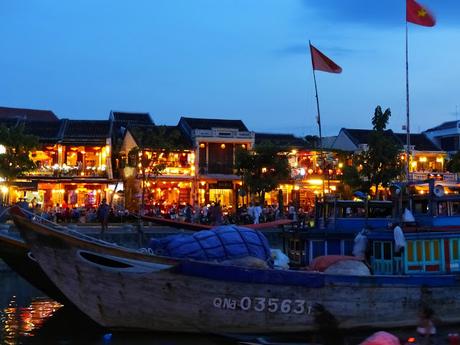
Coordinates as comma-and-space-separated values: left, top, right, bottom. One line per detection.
10, 181, 38, 190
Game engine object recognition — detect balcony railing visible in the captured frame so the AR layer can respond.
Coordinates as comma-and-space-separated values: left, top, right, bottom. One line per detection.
192, 129, 255, 139
23, 166, 108, 178
161, 166, 193, 176
409, 172, 458, 183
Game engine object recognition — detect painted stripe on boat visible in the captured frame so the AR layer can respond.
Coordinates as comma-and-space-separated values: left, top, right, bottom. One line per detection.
175, 261, 458, 287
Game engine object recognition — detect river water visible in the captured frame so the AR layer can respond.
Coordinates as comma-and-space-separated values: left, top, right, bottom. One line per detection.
2, 266, 459, 345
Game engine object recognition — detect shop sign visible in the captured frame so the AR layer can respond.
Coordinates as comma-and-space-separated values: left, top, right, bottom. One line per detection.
209, 181, 233, 189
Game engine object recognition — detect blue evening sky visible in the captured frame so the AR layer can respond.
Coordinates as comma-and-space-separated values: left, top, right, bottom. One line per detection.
1, 0, 459, 137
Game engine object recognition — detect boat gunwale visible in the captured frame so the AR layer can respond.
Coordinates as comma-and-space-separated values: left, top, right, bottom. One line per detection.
0, 231, 28, 250
12, 212, 180, 266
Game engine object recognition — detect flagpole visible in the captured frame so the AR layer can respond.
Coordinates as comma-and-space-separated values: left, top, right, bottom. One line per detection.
405, 20, 411, 183
309, 41, 326, 198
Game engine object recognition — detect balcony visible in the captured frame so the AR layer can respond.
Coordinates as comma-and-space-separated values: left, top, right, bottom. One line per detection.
23, 165, 108, 178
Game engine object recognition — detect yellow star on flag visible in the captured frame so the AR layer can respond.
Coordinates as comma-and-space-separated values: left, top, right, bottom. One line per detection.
407, 0, 435, 27
417, 8, 427, 17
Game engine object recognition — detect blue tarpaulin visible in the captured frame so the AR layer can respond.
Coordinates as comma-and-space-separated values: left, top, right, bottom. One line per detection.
148, 225, 272, 266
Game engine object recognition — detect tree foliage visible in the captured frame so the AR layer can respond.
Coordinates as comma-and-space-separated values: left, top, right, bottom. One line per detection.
0, 124, 38, 181
129, 125, 186, 151
126, 125, 186, 210
304, 135, 320, 149
235, 142, 290, 200
127, 125, 186, 175
344, 106, 403, 197
446, 151, 460, 173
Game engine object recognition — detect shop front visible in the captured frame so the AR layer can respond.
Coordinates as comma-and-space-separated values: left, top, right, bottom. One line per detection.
197, 180, 236, 212
37, 182, 109, 211
142, 180, 192, 209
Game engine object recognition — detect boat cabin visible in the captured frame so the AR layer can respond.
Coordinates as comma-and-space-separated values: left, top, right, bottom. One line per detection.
284, 198, 393, 266
285, 181, 460, 270
368, 228, 460, 275
407, 181, 460, 228
283, 230, 356, 266
315, 198, 393, 231
285, 225, 460, 276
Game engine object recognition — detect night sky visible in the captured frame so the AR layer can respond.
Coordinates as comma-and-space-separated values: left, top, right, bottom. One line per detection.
1, 0, 459, 136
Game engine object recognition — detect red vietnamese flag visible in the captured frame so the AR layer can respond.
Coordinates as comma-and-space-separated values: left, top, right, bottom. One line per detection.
309, 44, 342, 74
407, 0, 436, 27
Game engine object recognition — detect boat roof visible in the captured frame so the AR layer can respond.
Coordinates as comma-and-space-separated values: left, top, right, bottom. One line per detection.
367, 227, 460, 240
324, 200, 393, 207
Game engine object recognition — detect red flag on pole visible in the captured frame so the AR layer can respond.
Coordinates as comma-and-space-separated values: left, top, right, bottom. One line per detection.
406, 0, 436, 27
309, 44, 342, 74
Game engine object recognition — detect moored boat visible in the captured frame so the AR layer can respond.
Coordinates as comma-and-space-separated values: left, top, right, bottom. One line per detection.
285, 178, 460, 267
11, 205, 460, 334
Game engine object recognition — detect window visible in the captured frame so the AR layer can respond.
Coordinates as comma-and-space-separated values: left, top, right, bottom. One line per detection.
451, 239, 460, 260
311, 240, 325, 258
374, 241, 392, 260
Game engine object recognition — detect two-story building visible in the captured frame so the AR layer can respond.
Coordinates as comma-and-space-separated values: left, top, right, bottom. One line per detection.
22, 119, 114, 210
178, 117, 255, 211
119, 120, 194, 212
0, 107, 115, 209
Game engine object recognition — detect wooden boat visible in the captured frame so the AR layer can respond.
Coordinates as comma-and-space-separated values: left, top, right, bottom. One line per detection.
0, 230, 70, 305
141, 214, 295, 231
12, 205, 460, 334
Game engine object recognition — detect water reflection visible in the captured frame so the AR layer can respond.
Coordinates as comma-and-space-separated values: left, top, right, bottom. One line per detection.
1, 297, 62, 344
0, 295, 238, 345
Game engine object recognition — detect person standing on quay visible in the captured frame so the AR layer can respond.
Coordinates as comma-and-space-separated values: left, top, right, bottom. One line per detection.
97, 198, 110, 236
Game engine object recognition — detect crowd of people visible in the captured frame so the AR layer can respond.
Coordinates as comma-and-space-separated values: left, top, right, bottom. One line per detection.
16, 198, 132, 224
141, 201, 315, 228
15, 196, 316, 230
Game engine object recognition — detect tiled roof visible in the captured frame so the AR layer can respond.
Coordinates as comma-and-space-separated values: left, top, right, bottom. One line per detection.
180, 117, 248, 131
425, 121, 458, 132
0, 118, 62, 143
255, 133, 307, 149
23, 120, 63, 142
61, 120, 111, 144
343, 128, 442, 152
394, 133, 442, 151
128, 124, 193, 149
321, 136, 337, 149
110, 111, 153, 125
0, 106, 58, 121
342, 128, 395, 146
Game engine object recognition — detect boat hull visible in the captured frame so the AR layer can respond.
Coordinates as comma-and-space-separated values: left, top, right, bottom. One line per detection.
13, 213, 460, 334
0, 231, 70, 305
